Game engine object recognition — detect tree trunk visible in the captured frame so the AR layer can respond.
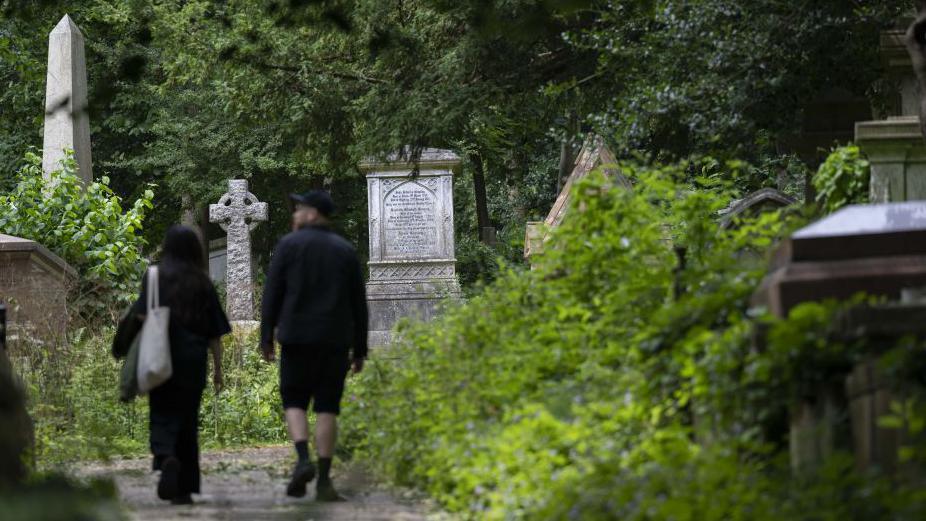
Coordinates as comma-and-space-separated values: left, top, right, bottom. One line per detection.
906, 1, 926, 139
181, 194, 209, 269
556, 117, 578, 197
469, 152, 495, 245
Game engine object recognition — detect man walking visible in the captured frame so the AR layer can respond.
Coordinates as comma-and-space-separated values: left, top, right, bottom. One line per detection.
260, 190, 368, 501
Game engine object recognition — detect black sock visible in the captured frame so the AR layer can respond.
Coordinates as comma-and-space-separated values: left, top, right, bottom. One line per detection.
317, 457, 332, 485
294, 441, 309, 463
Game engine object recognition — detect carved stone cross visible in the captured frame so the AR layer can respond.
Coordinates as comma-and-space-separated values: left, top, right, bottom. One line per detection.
209, 179, 268, 322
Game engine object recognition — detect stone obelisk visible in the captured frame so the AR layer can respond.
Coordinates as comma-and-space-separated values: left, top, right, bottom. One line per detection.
42, 14, 92, 183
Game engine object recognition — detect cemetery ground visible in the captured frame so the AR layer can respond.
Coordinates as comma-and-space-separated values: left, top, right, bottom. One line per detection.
76, 446, 436, 521
3, 328, 442, 520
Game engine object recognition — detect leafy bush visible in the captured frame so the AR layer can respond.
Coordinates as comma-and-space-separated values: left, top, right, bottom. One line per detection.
8, 327, 287, 467
813, 145, 869, 214
0, 152, 154, 321
342, 162, 926, 519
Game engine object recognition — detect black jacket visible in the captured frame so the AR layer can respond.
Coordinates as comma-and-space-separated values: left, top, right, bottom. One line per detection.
260, 224, 368, 358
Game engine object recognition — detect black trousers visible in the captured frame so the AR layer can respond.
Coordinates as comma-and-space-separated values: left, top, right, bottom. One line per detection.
149, 383, 203, 495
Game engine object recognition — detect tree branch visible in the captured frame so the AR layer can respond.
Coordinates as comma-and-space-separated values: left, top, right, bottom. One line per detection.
250, 59, 386, 85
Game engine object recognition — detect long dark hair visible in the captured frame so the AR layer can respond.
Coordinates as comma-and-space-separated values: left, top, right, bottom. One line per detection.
157, 226, 215, 332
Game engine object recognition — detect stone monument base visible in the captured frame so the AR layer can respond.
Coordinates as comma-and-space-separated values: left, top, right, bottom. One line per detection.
230, 320, 260, 338
367, 277, 461, 348
856, 116, 926, 203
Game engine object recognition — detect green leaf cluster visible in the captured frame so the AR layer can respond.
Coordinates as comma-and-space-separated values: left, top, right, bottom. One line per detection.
341, 161, 926, 519
813, 145, 870, 214
0, 152, 154, 319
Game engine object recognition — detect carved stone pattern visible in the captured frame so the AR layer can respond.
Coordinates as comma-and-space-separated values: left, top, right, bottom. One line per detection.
208, 179, 267, 321
420, 177, 440, 190
371, 264, 455, 281
381, 178, 403, 191
380, 176, 443, 193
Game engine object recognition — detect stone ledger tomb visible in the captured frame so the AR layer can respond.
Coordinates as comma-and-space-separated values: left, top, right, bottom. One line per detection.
209, 179, 268, 324
0, 234, 76, 346
42, 14, 92, 183
363, 149, 462, 347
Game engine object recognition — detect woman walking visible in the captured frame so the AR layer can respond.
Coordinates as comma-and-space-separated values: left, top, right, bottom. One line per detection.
115, 225, 231, 504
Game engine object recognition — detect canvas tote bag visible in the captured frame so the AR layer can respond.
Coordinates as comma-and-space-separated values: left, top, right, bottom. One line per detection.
137, 266, 172, 393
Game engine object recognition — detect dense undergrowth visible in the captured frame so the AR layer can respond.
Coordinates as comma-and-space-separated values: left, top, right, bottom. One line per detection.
341, 162, 926, 520
8, 327, 288, 467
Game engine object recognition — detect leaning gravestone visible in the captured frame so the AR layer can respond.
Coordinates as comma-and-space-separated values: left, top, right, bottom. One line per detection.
524, 135, 630, 264
42, 14, 92, 183
363, 149, 462, 347
209, 180, 268, 325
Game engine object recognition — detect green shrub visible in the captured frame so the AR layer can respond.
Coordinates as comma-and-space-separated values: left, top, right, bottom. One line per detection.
0, 151, 154, 321
0, 474, 124, 521
813, 145, 869, 214
9, 327, 287, 467
343, 161, 926, 519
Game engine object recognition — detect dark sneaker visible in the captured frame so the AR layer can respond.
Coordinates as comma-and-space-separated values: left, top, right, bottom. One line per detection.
171, 494, 194, 505
157, 457, 181, 500
286, 460, 317, 498
315, 481, 346, 502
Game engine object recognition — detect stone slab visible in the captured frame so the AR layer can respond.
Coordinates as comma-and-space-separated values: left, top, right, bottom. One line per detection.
759, 254, 926, 317
781, 201, 926, 262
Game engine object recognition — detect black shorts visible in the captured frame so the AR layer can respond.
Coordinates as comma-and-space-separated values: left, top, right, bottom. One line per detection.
279, 345, 350, 414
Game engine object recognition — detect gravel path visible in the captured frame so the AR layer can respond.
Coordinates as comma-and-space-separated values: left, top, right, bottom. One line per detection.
77, 446, 441, 521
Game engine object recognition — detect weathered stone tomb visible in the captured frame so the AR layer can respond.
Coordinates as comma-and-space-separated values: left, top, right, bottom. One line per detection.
363, 149, 462, 347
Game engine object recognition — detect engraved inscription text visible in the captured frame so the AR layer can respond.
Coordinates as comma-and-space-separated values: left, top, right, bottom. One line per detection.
383, 182, 440, 258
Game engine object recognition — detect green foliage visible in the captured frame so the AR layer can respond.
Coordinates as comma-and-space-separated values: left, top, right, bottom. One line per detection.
0, 474, 124, 521
8, 328, 287, 467
343, 162, 926, 519
0, 152, 154, 319
813, 145, 870, 214
575, 2, 903, 167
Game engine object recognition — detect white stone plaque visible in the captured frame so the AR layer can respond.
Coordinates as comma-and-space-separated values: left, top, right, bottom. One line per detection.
383, 181, 441, 259
361, 149, 462, 347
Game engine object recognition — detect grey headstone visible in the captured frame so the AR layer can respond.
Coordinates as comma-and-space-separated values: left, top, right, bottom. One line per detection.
363, 149, 462, 347
42, 15, 92, 183
209, 180, 268, 322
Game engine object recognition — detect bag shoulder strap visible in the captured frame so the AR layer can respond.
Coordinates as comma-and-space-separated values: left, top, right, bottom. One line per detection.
147, 266, 159, 311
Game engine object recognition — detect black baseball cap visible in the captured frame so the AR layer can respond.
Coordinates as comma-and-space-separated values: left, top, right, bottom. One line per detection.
289, 190, 335, 216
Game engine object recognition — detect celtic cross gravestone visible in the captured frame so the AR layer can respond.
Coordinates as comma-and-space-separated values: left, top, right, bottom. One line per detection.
209, 179, 268, 323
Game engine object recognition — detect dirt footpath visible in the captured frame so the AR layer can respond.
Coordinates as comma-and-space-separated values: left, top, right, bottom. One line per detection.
78, 446, 442, 521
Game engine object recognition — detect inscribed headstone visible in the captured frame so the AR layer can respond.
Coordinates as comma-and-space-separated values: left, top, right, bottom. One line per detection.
363, 149, 461, 347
